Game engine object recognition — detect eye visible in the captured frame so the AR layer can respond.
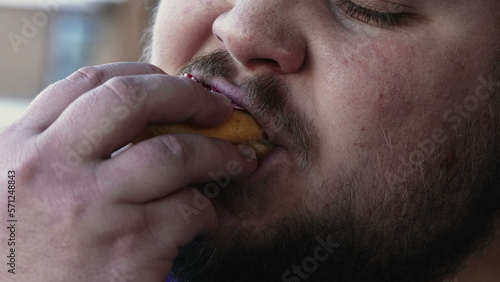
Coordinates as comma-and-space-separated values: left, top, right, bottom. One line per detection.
335, 0, 411, 27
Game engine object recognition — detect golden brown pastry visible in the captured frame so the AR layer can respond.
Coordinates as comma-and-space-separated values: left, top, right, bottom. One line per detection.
133, 109, 273, 159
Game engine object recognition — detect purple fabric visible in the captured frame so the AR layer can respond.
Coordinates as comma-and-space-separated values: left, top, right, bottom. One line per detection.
166, 273, 178, 282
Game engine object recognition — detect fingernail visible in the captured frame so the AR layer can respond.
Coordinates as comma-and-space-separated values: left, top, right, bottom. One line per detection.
238, 143, 257, 161
214, 92, 232, 107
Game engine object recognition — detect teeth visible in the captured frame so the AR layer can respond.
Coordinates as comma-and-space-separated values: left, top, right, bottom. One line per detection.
183, 73, 219, 92
183, 73, 197, 81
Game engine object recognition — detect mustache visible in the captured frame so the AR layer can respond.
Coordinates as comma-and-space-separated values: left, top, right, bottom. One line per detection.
177, 50, 237, 79
177, 50, 315, 169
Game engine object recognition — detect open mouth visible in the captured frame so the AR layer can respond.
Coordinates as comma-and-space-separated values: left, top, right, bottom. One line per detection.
180, 73, 277, 159
183, 73, 245, 110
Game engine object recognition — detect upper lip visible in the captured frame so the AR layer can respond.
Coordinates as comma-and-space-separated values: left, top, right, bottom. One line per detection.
188, 71, 288, 148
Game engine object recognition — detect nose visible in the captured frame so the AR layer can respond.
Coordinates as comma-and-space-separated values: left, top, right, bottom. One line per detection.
212, 0, 306, 74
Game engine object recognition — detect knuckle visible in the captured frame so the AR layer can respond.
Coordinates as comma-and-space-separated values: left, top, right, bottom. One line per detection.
104, 76, 135, 94
69, 65, 107, 86
105, 76, 143, 96
156, 135, 190, 167
101, 76, 148, 106
57, 193, 89, 223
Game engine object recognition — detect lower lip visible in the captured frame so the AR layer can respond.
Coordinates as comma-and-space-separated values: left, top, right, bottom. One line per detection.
198, 76, 291, 172
205, 77, 248, 111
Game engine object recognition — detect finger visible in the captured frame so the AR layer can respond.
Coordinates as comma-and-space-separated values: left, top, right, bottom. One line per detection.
143, 188, 217, 255
96, 134, 257, 203
21, 62, 166, 131
38, 74, 232, 159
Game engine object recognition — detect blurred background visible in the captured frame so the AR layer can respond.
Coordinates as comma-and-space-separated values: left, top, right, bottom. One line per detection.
0, 0, 158, 129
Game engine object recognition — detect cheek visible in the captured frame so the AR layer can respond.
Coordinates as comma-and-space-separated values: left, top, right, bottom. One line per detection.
152, 0, 221, 73
312, 33, 466, 154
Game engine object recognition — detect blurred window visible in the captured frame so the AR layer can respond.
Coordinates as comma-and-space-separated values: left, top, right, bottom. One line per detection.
0, 0, 156, 129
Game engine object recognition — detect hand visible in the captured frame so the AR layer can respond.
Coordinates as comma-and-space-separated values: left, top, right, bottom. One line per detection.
0, 63, 257, 281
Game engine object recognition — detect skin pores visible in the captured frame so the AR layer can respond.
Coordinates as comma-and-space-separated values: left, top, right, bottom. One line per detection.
151, 1, 500, 281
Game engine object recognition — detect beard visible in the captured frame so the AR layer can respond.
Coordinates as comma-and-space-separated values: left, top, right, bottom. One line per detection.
169, 51, 500, 282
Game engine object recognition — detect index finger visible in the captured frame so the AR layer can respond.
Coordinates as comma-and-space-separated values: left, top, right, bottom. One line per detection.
21, 63, 166, 131
38, 74, 233, 159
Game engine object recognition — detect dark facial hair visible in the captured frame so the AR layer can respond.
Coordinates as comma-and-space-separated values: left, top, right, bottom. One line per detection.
178, 50, 314, 170
169, 52, 500, 282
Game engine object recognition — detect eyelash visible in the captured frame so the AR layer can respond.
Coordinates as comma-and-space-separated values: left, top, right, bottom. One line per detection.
336, 0, 410, 27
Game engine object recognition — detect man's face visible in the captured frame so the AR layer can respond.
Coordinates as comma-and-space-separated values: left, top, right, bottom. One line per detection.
150, 0, 500, 281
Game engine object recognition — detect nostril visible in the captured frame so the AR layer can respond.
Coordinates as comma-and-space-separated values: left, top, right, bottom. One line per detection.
257, 58, 277, 64
246, 58, 281, 72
